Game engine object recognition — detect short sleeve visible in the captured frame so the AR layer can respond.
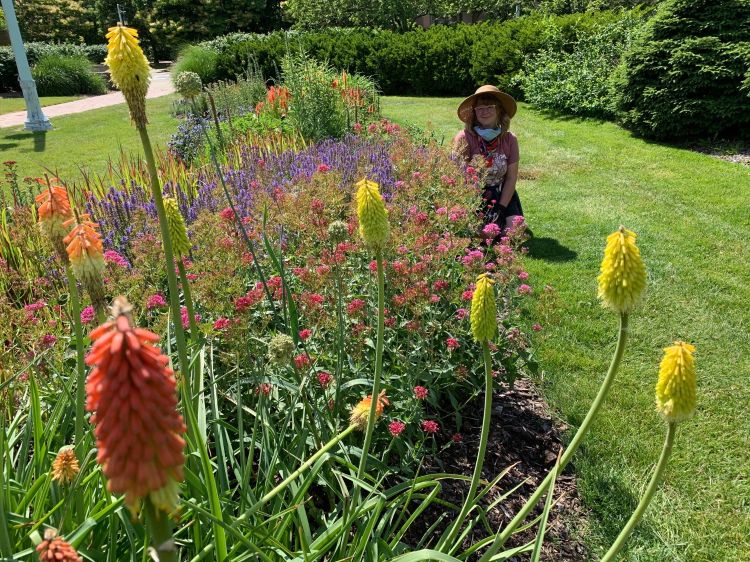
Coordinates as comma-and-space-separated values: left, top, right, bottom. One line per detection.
505, 133, 519, 165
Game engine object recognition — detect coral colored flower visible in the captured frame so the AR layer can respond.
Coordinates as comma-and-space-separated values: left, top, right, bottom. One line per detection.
347, 298, 366, 315
532, 323, 543, 332
51, 447, 80, 485
256, 383, 272, 396
163, 197, 191, 257
63, 214, 106, 314
471, 273, 497, 342
219, 207, 235, 221
80, 306, 95, 324
298, 328, 312, 341
85, 297, 186, 514
105, 25, 151, 127
656, 342, 697, 423
597, 226, 647, 314
389, 420, 406, 437
421, 420, 439, 434
146, 294, 167, 309
35, 182, 72, 260
446, 337, 460, 350
317, 163, 331, 172
294, 353, 311, 369
213, 317, 230, 330
413, 385, 429, 400
36, 530, 82, 562
356, 179, 389, 251
317, 371, 333, 388
350, 391, 389, 430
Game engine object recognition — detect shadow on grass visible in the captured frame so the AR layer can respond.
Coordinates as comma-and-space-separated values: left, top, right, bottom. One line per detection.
3, 130, 47, 152
525, 236, 577, 262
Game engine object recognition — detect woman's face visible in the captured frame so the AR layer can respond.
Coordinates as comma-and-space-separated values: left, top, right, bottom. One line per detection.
474, 101, 499, 128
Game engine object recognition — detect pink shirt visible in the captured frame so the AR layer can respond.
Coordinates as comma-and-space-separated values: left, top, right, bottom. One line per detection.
452, 129, 519, 187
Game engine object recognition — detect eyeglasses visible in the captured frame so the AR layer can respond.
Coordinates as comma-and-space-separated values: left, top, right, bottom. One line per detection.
474, 105, 497, 112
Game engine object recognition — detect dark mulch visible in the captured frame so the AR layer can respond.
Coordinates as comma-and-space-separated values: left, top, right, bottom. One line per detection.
403, 378, 589, 561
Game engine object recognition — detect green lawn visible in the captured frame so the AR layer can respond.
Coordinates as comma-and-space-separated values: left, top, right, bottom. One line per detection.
0, 95, 84, 115
381, 97, 750, 562
0, 95, 179, 183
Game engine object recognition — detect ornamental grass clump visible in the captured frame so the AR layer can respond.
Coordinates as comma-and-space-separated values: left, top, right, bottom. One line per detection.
85, 296, 186, 515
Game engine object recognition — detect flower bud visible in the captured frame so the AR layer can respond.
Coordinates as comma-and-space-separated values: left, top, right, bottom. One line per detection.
328, 220, 349, 243
597, 226, 646, 314
655, 342, 696, 423
355, 179, 389, 251
174, 71, 202, 99
64, 214, 107, 317
470, 273, 496, 342
163, 197, 191, 257
36, 529, 82, 562
268, 334, 295, 364
51, 446, 80, 485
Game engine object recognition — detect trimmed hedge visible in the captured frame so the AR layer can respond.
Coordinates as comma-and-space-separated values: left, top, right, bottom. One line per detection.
1, 43, 106, 93
208, 12, 625, 97
613, 0, 750, 140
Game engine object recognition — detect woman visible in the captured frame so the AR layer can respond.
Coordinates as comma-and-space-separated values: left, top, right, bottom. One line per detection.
452, 85, 524, 239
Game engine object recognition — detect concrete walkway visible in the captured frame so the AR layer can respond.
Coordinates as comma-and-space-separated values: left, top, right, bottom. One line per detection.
0, 68, 175, 129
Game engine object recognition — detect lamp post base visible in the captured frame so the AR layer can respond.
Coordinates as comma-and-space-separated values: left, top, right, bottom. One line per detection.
20, 79, 53, 131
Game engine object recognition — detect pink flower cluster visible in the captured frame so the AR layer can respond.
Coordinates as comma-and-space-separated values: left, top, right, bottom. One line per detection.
146, 294, 167, 309
103, 250, 130, 268
413, 386, 429, 400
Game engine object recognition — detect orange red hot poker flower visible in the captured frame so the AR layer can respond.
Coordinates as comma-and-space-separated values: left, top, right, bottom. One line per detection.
64, 214, 107, 315
35, 180, 72, 261
85, 297, 186, 514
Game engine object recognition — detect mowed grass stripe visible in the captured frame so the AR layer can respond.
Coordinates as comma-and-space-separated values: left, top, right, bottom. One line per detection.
382, 96, 750, 562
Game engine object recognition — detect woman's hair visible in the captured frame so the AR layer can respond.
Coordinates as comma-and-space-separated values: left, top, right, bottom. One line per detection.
463, 94, 512, 137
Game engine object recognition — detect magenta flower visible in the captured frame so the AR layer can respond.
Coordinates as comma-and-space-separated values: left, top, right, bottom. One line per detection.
389, 420, 406, 437
532, 323, 543, 332
413, 386, 429, 400
180, 306, 201, 329
451, 433, 463, 443
41, 333, 57, 348
213, 317, 230, 330
294, 353, 311, 369
346, 299, 365, 315
219, 207, 235, 221
421, 420, 439, 434
24, 300, 46, 313
80, 306, 95, 324
103, 250, 130, 268
317, 371, 333, 388
482, 223, 501, 238
446, 337, 460, 351
146, 294, 167, 310
517, 284, 533, 295
299, 329, 312, 340
256, 383, 272, 396
518, 271, 529, 280
455, 308, 469, 320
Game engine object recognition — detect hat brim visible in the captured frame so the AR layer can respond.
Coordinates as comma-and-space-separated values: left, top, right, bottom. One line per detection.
457, 90, 517, 123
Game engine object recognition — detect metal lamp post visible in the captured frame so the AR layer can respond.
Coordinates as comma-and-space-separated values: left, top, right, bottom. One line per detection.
1, 0, 52, 131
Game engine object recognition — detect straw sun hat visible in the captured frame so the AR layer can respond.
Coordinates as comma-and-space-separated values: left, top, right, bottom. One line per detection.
457, 85, 517, 124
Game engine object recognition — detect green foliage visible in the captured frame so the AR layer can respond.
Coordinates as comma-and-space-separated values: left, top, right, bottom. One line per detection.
281, 52, 348, 141
0, 42, 106, 92
520, 11, 645, 117
13, 0, 96, 43
613, 0, 750, 140
285, 0, 426, 31
173, 45, 219, 85
214, 12, 623, 96
31, 54, 107, 96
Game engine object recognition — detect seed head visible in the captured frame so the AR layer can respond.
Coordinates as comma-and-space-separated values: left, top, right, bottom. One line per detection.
268, 333, 295, 364
328, 220, 349, 243
174, 71, 202, 99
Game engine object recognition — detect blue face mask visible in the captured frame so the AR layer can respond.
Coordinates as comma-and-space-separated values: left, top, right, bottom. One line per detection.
474, 125, 502, 141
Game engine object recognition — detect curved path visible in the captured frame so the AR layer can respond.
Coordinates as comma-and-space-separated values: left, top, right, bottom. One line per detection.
0, 68, 174, 129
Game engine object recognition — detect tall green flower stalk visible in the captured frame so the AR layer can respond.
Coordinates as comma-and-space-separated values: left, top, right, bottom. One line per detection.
353, 178, 390, 479
65, 267, 86, 448
437, 273, 497, 552
602, 341, 697, 561
105, 24, 227, 560
479, 227, 647, 562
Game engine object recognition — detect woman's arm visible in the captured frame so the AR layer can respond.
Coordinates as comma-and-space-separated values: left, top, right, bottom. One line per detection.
499, 161, 518, 207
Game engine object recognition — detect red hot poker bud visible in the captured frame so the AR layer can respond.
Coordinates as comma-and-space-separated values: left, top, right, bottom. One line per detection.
85, 297, 186, 514
36, 529, 82, 562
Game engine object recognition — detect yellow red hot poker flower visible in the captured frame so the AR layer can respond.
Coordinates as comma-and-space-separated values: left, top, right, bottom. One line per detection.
350, 391, 389, 430
355, 179, 389, 252
51, 446, 80, 485
64, 214, 107, 316
85, 297, 186, 514
35, 180, 72, 262
163, 197, 191, 257
597, 226, 647, 314
105, 25, 151, 128
655, 342, 697, 423
471, 273, 497, 342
